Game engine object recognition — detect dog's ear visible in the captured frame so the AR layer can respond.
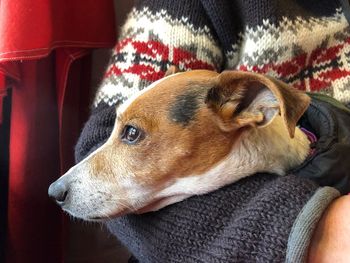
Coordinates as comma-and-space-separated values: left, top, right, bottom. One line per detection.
205, 71, 310, 138
165, 65, 181, 77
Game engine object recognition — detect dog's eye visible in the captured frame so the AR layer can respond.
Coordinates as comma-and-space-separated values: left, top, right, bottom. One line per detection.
121, 125, 142, 144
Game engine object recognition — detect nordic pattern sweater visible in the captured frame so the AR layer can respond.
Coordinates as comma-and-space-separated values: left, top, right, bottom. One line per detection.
74, 0, 350, 262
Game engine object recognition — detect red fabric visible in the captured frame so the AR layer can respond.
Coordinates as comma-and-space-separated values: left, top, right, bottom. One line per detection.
0, 73, 5, 123
0, 0, 115, 61
7, 58, 63, 263
0, 1, 116, 262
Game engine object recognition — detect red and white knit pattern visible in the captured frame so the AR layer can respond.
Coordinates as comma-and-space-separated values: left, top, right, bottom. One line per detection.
94, 7, 222, 106
229, 8, 350, 103
95, 7, 350, 107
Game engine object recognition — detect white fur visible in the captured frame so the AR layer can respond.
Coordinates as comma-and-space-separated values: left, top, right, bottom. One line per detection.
150, 115, 310, 212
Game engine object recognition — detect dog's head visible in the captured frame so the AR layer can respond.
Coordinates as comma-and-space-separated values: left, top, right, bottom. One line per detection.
48, 69, 310, 221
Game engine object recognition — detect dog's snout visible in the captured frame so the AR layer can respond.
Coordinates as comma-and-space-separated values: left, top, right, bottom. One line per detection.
48, 180, 68, 205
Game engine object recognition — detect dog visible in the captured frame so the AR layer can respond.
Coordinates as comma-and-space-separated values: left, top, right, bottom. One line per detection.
48, 67, 311, 221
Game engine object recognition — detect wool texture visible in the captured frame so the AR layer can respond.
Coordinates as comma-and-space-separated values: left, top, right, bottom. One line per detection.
94, 0, 350, 108
105, 174, 336, 263
74, 0, 350, 261
76, 0, 350, 161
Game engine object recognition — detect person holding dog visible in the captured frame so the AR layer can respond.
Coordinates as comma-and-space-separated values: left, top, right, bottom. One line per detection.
75, 0, 350, 261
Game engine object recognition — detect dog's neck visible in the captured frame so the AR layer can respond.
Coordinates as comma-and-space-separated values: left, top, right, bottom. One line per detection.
154, 115, 311, 205
237, 115, 311, 176
195, 115, 311, 189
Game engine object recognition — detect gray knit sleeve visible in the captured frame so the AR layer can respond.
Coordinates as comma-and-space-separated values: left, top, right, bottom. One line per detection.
286, 186, 340, 263
105, 173, 333, 263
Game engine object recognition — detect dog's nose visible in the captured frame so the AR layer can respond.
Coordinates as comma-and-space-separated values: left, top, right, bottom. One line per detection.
48, 180, 68, 205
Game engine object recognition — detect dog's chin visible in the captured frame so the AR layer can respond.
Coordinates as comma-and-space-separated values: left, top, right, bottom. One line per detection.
87, 215, 119, 222
62, 207, 128, 222
83, 216, 107, 222
62, 195, 190, 221
135, 194, 191, 214
84, 196, 188, 220
75, 200, 167, 220
84, 209, 131, 221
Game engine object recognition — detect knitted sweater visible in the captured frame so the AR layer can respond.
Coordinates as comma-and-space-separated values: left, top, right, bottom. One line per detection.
76, 0, 350, 161
106, 175, 338, 263
74, 0, 350, 262
93, 0, 350, 109
103, 93, 350, 262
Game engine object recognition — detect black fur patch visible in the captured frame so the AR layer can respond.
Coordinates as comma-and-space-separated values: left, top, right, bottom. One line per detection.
169, 90, 203, 126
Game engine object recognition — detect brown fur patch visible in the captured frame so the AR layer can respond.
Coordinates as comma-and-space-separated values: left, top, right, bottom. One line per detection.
90, 149, 114, 180
110, 70, 242, 186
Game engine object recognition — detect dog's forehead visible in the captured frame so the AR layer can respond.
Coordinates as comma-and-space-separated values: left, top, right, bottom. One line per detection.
118, 70, 218, 120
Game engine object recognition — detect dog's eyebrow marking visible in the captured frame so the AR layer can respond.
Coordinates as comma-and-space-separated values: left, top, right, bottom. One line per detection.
169, 89, 204, 126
